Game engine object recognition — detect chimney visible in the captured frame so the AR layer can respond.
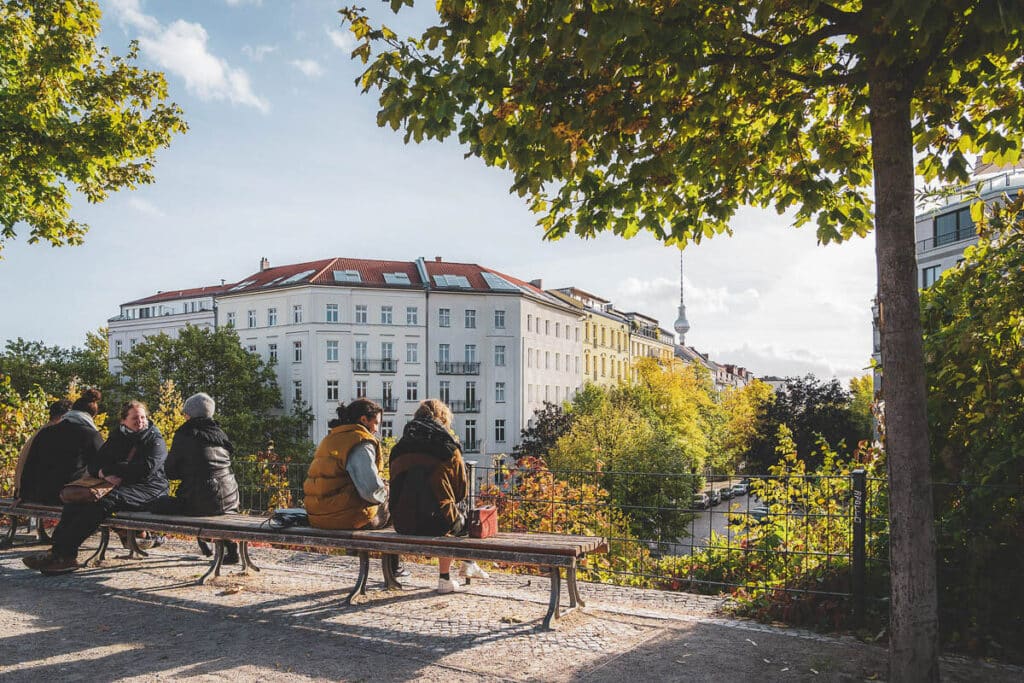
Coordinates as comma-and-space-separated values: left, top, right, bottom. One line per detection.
529, 278, 543, 288
260, 257, 270, 271
434, 256, 442, 262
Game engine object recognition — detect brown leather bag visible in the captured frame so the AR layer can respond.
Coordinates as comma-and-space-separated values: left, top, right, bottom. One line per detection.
468, 506, 498, 539
59, 476, 115, 504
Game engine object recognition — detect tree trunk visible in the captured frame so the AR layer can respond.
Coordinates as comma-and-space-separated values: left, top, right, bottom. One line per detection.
868, 78, 940, 681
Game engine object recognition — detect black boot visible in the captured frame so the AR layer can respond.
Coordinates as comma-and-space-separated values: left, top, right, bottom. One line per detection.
222, 541, 239, 565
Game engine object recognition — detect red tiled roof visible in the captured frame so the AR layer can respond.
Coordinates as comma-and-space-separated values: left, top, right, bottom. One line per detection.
310, 258, 423, 287
125, 284, 234, 306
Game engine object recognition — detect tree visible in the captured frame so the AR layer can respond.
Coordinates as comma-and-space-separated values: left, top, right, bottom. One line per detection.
711, 379, 776, 472
513, 400, 574, 458
848, 374, 875, 441
746, 375, 869, 472
340, 3, 1024, 673
0, 331, 114, 397
0, 374, 50, 497
0, 0, 187, 254
119, 326, 313, 458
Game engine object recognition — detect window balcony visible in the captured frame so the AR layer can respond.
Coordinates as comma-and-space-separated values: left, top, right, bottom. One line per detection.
462, 440, 480, 453
916, 228, 977, 253
435, 361, 480, 375
351, 358, 398, 373
368, 397, 398, 413
449, 400, 481, 413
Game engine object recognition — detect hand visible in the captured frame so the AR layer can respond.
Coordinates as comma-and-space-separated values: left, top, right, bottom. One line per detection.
102, 473, 122, 486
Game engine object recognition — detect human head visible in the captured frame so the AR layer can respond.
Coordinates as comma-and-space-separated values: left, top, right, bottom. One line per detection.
414, 399, 453, 429
183, 392, 216, 419
336, 399, 383, 432
120, 400, 149, 432
71, 388, 102, 417
48, 398, 73, 422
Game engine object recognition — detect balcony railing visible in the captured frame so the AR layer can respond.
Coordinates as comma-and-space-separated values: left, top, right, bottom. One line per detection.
351, 358, 398, 373
449, 399, 481, 413
461, 440, 480, 453
917, 228, 977, 253
435, 361, 480, 375
367, 397, 398, 413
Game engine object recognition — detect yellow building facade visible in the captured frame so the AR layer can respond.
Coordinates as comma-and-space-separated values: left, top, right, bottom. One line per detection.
625, 312, 676, 382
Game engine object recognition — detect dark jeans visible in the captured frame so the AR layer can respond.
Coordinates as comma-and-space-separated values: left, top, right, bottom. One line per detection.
51, 498, 122, 559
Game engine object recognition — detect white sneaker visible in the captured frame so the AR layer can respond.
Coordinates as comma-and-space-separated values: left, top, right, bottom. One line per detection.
461, 561, 489, 580
437, 576, 461, 594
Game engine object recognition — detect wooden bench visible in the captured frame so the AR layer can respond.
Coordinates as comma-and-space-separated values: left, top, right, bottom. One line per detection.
1, 500, 607, 629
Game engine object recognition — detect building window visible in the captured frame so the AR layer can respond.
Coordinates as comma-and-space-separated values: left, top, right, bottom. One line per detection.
292, 305, 303, 324
527, 348, 532, 368
406, 342, 418, 364
293, 380, 303, 403
934, 206, 975, 246
268, 343, 278, 363
555, 322, 560, 337
494, 310, 505, 329
575, 327, 579, 342
355, 305, 367, 324
326, 380, 340, 401
406, 306, 418, 325
922, 265, 940, 289
326, 340, 339, 362
354, 341, 368, 369
247, 344, 257, 353
495, 345, 506, 366
226, 312, 236, 327
406, 380, 419, 401
465, 420, 477, 448
381, 305, 393, 325
247, 310, 257, 328
465, 381, 477, 404
465, 344, 477, 363
326, 303, 339, 323
267, 308, 277, 326
555, 353, 560, 371
545, 351, 550, 369
465, 309, 476, 328
439, 308, 451, 327
356, 380, 367, 398
438, 343, 450, 362
439, 380, 450, 404
293, 341, 302, 363
527, 314, 532, 332
381, 341, 393, 362
114, 340, 123, 358
495, 419, 506, 443
545, 320, 550, 335
382, 380, 393, 405
381, 420, 393, 438
495, 382, 506, 403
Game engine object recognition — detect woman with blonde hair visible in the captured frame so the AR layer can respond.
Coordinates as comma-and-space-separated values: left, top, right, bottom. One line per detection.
389, 398, 487, 593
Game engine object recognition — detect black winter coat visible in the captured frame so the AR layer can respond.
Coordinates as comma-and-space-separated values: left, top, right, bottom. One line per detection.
164, 417, 239, 515
90, 423, 169, 508
19, 413, 103, 505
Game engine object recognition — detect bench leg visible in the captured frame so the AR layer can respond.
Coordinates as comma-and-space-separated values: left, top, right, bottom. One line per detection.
83, 528, 110, 567
199, 540, 225, 584
35, 518, 51, 543
567, 566, 585, 608
381, 554, 402, 590
239, 541, 261, 573
344, 551, 370, 605
0, 514, 17, 549
126, 530, 149, 559
543, 567, 562, 630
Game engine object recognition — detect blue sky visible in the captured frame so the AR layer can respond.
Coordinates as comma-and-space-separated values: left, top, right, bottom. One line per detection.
0, 0, 878, 381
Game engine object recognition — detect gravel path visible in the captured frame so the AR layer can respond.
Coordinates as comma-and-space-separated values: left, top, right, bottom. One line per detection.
1, 534, 1019, 682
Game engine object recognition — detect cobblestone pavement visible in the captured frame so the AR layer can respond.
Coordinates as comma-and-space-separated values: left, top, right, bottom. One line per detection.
1, 535, 1020, 682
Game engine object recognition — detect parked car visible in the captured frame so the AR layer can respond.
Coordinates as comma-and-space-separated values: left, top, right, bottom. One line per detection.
750, 505, 770, 523
691, 493, 710, 510
718, 487, 734, 501
704, 489, 721, 506
730, 482, 748, 497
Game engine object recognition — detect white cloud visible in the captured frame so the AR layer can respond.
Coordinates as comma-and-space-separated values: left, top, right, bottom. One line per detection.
617, 276, 760, 316
242, 44, 277, 62
106, 3, 269, 112
289, 59, 324, 78
326, 27, 355, 51
225, 0, 262, 6
128, 198, 166, 218
713, 343, 869, 383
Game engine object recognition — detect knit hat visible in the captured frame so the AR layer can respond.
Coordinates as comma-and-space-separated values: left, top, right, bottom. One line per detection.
183, 392, 216, 418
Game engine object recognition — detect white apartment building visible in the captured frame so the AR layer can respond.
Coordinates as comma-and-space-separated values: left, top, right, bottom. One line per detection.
110, 257, 583, 460
108, 286, 228, 375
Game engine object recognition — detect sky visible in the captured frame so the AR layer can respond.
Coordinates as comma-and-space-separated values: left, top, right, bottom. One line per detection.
0, 0, 878, 383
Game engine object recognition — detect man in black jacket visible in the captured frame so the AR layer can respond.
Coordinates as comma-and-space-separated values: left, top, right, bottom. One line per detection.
18, 393, 103, 506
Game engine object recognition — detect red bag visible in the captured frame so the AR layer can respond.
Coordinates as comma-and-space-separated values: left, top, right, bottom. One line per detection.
468, 506, 498, 539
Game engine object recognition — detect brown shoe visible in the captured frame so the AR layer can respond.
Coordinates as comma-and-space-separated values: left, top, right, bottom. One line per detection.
37, 554, 79, 576
23, 552, 54, 570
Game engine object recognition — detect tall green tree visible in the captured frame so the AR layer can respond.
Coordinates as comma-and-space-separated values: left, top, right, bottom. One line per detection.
119, 326, 313, 458
0, 0, 187, 254
340, 2, 1024, 674
0, 330, 113, 397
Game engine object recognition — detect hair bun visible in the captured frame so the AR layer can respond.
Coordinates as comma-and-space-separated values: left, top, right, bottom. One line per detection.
81, 388, 102, 402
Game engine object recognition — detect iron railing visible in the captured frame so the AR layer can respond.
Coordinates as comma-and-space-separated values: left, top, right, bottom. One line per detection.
435, 361, 480, 375
449, 399, 481, 413
351, 358, 398, 373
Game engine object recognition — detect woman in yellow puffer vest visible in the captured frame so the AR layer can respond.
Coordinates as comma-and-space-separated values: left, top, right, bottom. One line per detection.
303, 399, 390, 530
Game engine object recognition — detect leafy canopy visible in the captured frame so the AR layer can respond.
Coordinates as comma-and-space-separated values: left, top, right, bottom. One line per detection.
344, 0, 1023, 246
0, 329, 113, 398
0, 0, 187, 254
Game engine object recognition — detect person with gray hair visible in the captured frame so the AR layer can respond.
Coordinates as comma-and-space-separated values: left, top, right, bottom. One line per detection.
149, 392, 241, 563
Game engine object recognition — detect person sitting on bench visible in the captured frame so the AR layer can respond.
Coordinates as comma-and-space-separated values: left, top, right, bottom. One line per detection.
148, 392, 241, 564
18, 394, 100, 508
